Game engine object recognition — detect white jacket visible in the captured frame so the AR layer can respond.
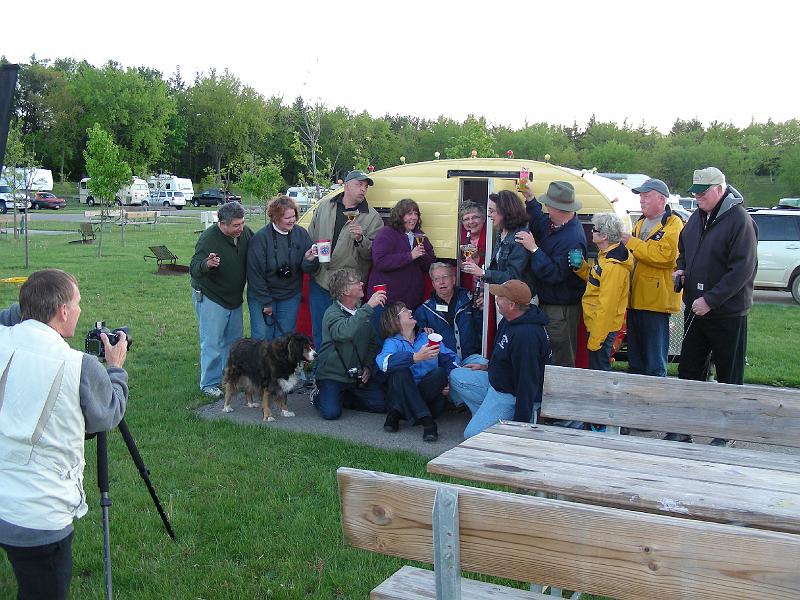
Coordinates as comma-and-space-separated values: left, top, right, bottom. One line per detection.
0, 320, 86, 530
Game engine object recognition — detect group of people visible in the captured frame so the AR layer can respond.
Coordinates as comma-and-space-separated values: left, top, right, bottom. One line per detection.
188, 165, 758, 445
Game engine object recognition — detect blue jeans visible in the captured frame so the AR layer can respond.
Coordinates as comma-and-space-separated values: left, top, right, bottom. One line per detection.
309, 279, 333, 351
2, 532, 73, 600
627, 309, 669, 377
315, 377, 386, 420
193, 291, 243, 390
248, 292, 302, 341
588, 331, 617, 371
449, 355, 488, 406
449, 367, 518, 438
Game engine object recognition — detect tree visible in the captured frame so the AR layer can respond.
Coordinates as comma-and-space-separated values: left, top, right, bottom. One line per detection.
778, 145, 800, 195
445, 115, 496, 159
83, 124, 131, 256
2, 123, 38, 266
237, 157, 285, 223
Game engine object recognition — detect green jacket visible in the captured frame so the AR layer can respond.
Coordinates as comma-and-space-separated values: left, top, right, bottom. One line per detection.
306, 193, 384, 290
190, 224, 254, 309
315, 302, 380, 383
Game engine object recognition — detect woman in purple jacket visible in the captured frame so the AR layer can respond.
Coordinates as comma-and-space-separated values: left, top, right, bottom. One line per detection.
368, 199, 436, 315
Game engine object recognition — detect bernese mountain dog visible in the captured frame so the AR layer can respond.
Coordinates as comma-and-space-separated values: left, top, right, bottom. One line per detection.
221, 333, 316, 421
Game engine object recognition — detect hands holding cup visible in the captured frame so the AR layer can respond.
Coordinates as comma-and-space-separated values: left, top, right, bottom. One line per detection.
368, 284, 387, 308
568, 248, 584, 269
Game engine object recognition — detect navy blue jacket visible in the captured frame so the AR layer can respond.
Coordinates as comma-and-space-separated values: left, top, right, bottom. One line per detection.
526, 198, 587, 305
484, 226, 536, 295
414, 288, 482, 360
488, 306, 551, 423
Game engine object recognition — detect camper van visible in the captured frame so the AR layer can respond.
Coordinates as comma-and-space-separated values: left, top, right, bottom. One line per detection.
79, 176, 151, 206
148, 174, 194, 206
0, 167, 53, 192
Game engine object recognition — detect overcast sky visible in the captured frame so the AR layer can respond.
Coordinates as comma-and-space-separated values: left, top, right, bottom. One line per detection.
5, 0, 796, 133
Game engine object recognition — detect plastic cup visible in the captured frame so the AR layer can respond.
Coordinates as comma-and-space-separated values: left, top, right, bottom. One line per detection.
373, 284, 387, 294
568, 248, 583, 268
426, 333, 442, 350
314, 240, 332, 263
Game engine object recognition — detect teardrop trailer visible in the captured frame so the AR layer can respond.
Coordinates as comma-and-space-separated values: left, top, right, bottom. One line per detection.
294, 158, 642, 362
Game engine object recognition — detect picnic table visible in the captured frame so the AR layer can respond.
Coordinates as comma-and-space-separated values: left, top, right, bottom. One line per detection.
427, 421, 800, 534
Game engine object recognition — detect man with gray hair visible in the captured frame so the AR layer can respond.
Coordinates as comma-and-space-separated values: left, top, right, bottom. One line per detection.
190, 201, 254, 397
620, 178, 683, 377
670, 167, 758, 445
571, 213, 634, 371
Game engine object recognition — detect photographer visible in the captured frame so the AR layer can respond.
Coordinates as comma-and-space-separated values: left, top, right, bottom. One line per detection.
0, 269, 128, 600
246, 195, 319, 341
313, 268, 386, 420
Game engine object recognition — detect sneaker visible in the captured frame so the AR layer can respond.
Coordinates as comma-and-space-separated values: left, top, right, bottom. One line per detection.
709, 438, 732, 447
423, 423, 438, 442
383, 411, 401, 433
663, 432, 693, 443
202, 386, 223, 399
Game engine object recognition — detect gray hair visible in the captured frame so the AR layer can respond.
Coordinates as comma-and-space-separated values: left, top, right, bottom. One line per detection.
217, 201, 245, 224
328, 268, 361, 301
592, 212, 625, 244
459, 200, 486, 220
429, 262, 455, 278
19, 269, 78, 323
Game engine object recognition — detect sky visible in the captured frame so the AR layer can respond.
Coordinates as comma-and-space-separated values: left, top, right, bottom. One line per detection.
5, 0, 797, 133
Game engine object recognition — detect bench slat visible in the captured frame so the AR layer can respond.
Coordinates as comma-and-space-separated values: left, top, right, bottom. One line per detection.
371, 566, 543, 599
339, 468, 800, 600
542, 365, 800, 447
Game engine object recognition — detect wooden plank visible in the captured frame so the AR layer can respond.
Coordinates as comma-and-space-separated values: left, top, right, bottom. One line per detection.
427, 433, 800, 533
541, 365, 800, 447
339, 468, 800, 600
371, 566, 543, 599
488, 421, 800, 474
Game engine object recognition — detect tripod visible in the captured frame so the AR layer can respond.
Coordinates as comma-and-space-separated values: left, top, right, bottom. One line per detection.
95, 418, 175, 600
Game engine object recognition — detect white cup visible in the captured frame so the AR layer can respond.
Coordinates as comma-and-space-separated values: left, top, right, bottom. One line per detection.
313, 240, 332, 263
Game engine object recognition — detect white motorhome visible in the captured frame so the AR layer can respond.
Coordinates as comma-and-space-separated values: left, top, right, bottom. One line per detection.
0, 167, 53, 191
148, 174, 194, 202
79, 176, 151, 206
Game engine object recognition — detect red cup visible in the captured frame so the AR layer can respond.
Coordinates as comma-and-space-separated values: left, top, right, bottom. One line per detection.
373, 284, 387, 294
426, 333, 442, 350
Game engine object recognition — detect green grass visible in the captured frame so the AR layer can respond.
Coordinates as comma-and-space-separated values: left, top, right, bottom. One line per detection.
0, 221, 797, 598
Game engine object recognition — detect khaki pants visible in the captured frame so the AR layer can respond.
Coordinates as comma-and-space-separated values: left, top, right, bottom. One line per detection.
540, 303, 581, 367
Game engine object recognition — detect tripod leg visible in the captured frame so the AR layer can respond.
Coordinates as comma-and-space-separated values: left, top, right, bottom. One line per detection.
96, 432, 114, 600
116, 419, 176, 540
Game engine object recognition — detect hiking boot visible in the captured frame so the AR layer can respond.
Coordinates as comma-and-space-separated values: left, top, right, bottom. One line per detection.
202, 386, 223, 399
709, 438, 732, 447
663, 432, 693, 443
383, 411, 401, 433
423, 423, 438, 442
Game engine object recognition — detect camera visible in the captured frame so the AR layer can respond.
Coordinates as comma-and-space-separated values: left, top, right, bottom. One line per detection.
347, 366, 363, 385
673, 274, 684, 293
85, 321, 132, 360
277, 264, 292, 279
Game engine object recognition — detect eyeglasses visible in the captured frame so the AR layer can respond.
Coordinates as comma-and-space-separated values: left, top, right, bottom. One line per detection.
592, 227, 602, 233
692, 185, 717, 199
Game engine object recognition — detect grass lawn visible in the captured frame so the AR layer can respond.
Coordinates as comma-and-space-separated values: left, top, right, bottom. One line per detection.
0, 219, 798, 598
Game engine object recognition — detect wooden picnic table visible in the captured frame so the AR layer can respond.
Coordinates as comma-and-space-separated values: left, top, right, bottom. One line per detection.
427, 421, 800, 535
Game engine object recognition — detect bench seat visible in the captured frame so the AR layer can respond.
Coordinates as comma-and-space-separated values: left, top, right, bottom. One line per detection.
372, 566, 543, 600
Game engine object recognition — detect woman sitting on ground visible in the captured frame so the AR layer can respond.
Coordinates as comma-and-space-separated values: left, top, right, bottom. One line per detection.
376, 301, 459, 442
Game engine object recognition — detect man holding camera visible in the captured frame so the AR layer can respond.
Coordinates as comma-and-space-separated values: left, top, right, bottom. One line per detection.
0, 269, 128, 600
190, 201, 253, 398
313, 268, 387, 420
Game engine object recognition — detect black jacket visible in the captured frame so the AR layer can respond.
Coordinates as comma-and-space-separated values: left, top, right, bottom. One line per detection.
677, 186, 758, 317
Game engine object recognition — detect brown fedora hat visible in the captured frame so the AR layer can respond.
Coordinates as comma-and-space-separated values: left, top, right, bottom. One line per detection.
539, 181, 582, 212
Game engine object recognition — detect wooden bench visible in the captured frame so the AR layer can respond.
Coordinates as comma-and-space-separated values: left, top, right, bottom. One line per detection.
339, 467, 800, 599
84, 209, 123, 223
119, 210, 160, 228
540, 365, 800, 447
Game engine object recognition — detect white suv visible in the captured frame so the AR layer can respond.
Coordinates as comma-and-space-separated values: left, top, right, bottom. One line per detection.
749, 208, 800, 304
0, 185, 32, 213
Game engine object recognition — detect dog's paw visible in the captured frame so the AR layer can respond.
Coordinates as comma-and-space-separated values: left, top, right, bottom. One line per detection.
282, 410, 295, 418
264, 415, 276, 422
246, 402, 261, 408
222, 405, 234, 413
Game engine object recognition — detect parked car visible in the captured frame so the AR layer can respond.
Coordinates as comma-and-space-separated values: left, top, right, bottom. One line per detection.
777, 197, 800, 208
150, 190, 186, 209
191, 189, 241, 207
678, 197, 698, 211
31, 191, 66, 210
749, 208, 800, 304
0, 185, 31, 213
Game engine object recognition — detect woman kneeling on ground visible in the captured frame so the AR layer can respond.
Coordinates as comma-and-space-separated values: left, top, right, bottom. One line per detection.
376, 302, 459, 442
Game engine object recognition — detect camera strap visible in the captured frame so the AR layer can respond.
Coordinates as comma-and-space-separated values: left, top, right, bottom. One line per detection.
270, 225, 292, 272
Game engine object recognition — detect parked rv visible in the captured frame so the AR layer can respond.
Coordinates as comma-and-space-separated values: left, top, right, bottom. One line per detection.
0, 167, 53, 192
148, 174, 194, 202
79, 176, 151, 206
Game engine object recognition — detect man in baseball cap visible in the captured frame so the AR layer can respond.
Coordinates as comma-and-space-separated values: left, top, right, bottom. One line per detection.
343, 170, 374, 186
621, 177, 683, 378
449, 280, 551, 439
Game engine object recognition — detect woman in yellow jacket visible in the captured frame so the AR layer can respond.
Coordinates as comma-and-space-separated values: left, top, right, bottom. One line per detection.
570, 213, 634, 371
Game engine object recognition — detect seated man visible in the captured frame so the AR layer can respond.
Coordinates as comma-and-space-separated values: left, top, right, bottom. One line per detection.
449, 280, 551, 438
414, 262, 485, 366
313, 268, 387, 420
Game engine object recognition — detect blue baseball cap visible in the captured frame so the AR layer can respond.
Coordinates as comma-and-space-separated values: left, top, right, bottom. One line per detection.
632, 178, 670, 197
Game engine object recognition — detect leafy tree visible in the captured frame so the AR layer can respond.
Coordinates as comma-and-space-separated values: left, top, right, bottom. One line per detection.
583, 140, 640, 173
83, 123, 131, 256
237, 157, 285, 223
778, 145, 800, 195
2, 123, 38, 264
445, 115, 496, 159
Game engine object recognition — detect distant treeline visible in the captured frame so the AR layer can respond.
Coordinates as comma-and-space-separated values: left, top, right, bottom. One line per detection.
4, 56, 800, 201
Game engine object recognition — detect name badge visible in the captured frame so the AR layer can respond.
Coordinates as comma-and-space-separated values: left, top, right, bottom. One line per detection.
697, 283, 704, 291
436, 304, 448, 312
